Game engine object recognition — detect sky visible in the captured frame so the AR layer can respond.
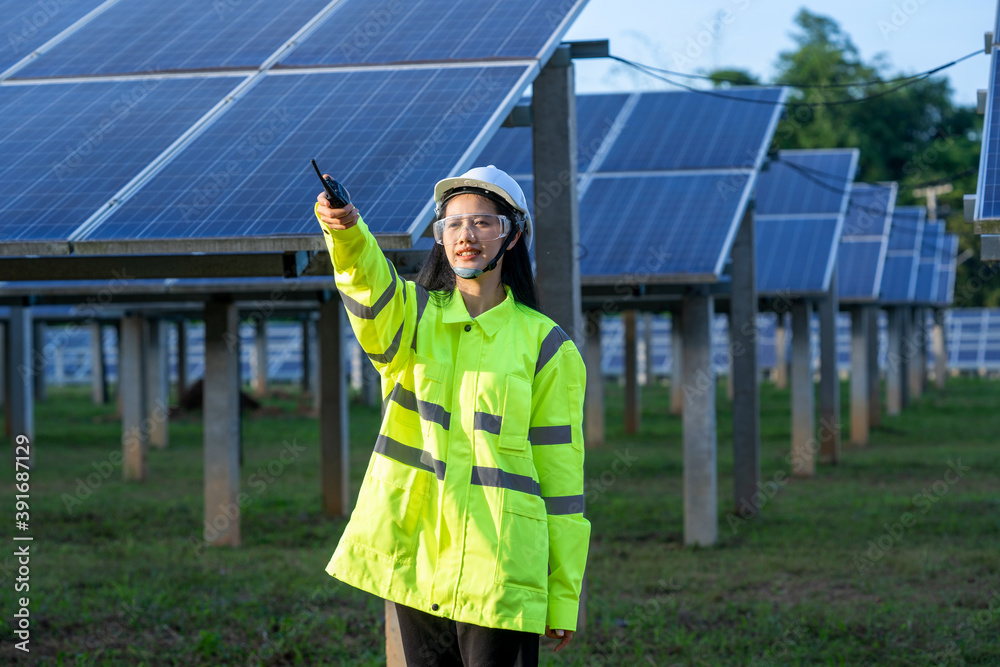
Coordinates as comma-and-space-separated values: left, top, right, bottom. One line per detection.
562, 0, 996, 106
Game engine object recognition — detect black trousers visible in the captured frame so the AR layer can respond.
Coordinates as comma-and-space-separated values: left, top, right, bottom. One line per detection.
391, 601, 539, 667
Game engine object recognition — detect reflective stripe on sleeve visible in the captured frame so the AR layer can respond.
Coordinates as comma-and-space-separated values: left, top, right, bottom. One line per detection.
543, 495, 585, 515
341, 258, 399, 320
388, 382, 451, 430
528, 425, 572, 446
411, 285, 429, 350
374, 433, 446, 480
471, 466, 541, 496
367, 320, 404, 365
535, 326, 571, 376
473, 411, 502, 435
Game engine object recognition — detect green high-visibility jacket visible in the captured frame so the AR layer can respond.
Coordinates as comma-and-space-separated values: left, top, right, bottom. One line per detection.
318, 210, 591, 633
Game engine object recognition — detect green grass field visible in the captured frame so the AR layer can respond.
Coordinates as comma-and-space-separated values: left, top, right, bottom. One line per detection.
1, 376, 998, 666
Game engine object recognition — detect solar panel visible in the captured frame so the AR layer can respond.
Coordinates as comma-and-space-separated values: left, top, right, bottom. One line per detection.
914, 222, 943, 304
280, 0, 588, 67
579, 172, 751, 281
935, 234, 958, 306
0, 0, 108, 74
0, 76, 244, 248
879, 206, 924, 303
599, 87, 786, 171
76, 65, 531, 247
756, 216, 841, 295
974, 5, 1000, 220
14, 0, 332, 78
756, 149, 858, 216
837, 182, 896, 301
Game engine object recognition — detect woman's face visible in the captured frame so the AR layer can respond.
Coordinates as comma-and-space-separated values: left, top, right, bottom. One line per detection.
442, 194, 518, 276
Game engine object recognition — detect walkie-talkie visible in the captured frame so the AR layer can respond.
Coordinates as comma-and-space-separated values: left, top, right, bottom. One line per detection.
311, 159, 352, 208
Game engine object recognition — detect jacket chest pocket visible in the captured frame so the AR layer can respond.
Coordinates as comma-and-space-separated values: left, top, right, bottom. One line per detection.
413, 355, 450, 437
498, 374, 531, 455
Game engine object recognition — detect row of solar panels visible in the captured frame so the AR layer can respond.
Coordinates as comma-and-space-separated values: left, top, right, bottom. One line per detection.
19, 309, 999, 388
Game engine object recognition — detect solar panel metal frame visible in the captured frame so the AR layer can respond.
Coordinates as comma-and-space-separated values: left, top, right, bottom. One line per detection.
878, 205, 924, 305
974, 3, 1000, 222
838, 182, 897, 304
755, 148, 859, 297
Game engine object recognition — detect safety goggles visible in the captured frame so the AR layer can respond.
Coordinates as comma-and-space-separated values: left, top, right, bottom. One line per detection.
432, 213, 512, 245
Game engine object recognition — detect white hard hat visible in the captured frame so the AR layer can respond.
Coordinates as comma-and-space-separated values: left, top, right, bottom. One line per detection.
434, 165, 532, 242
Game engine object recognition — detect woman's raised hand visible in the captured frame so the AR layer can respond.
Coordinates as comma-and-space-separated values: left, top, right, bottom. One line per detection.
316, 182, 360, 231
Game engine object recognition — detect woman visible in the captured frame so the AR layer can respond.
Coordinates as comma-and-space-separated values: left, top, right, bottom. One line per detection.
315, 165, 590, 666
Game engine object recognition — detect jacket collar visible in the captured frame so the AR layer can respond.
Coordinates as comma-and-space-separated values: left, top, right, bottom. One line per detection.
441, 285, 514, 337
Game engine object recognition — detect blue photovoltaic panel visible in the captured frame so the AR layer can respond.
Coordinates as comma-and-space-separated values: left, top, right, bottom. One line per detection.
476, 93, 630, 176
974, 6, 1000, 220
82, 66, 530, 242
935, 234, 958, 305
915, 222, 943, 303
579, 173, 749, 279
842, 183, 895, 238
879, 206, 923, 303
0, 0, 107, 73
15, 0, 331, 78
281, 0, 587, 67
600, 87, 785, 171
0, 77, 242, 243
756, 217, 840, 294
838, 240, 885, 299
756, 149, 857, 216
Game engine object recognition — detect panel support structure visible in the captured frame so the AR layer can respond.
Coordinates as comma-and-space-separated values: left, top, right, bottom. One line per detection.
908, 307, 925, 400
886, 307, 904, 416
32, 322, 46, 402
623, 310, 640, 434
932, 308, 948, 391
730, 204, 760, 516
532, 50, 582, 344
899, 306, 912, 409
6, 307, 35, 452
203, 299, 241, 546
319, 297, 350, 517
120, 315, 148, 481
301, 318, 313, 395
583, 309, 605, 448
849, 307, 870, 447
146, 319, 169, 449
773, 315, 789, 389
642, 312, 653, 386
670, 308, 683, 415
790, 300, 815, 477
866, 307, 881, 428
90, 323, 108, 405
818, 274, 840, 464
176, 319, 188, 397
254, 320, 268, 396
682, 290, 717, 546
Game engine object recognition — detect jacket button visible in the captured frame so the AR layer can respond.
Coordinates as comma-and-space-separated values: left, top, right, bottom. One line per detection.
431, 603, 439, 611
464, 324, 471, 332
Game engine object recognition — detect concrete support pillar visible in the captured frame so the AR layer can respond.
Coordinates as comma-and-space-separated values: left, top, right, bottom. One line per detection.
176, 319, 188, 397
32, 322, 46, 402
120, 315, 148, 481
253, 319, 268, 397
301, 318, 312, 395
623, 310, 640, 434
146, 319, 169, 449
319, 297, 350, 517
670, 308, 683, 415
932, 308, 948, 391
886, 307, 904, 416
818, 273, 840, 464
790, 300, 815, 477
203, 299, 241, 546
583, 309, 605, 448
773, 315, 788, 389
90, 322, 108, 405
642, 312, 653, 386
682, 290, 717, 546
867, 307, 881, 428
899, 306, 912, 409
6, 307, 35, 451
908, 307, 926, 400
849, 308, 870, 447
532, 47, 582, 344
730, 203, 760, 516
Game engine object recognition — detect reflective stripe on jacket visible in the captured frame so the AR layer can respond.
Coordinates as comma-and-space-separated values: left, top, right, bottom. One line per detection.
318, 209, 591, 633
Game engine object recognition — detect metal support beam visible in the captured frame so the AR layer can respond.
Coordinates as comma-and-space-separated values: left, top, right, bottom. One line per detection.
730, 204, 760, 515
790, 300, 815, 477
583, 309, 605, 448
32, 322, 46, 402
253, 319, 268, 396
90, 322, 108, 405
818, 274, 840, 464
120, 315, 148, 480
176, 319, 188, 397
849, 307, 870, 447
319, 298, 350, 517
203, 298, 241, 546
867, 307, 881, 428
932, 308, 948, 391
899, 306, 912, 409
642, 312, 653, 387
146, 319, 169, 449
670, 308, 683, 415
531, 50, 582, 343
908, 307, 926, 400
301, 318, 312, 395
682, 290, 717, 546
773, 315, 788, 389
6, 307, 35, 452
623, 310, 640, 434
886, 307, 904, 416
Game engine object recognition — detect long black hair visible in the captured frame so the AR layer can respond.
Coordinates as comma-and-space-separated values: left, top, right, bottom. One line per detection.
415, 192, 540, 312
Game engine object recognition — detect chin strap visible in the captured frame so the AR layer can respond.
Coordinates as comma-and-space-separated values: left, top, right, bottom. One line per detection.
452, 227, 518, 279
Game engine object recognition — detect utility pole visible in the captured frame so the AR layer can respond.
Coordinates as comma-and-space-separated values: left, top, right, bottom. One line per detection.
913, 183, 953, 221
